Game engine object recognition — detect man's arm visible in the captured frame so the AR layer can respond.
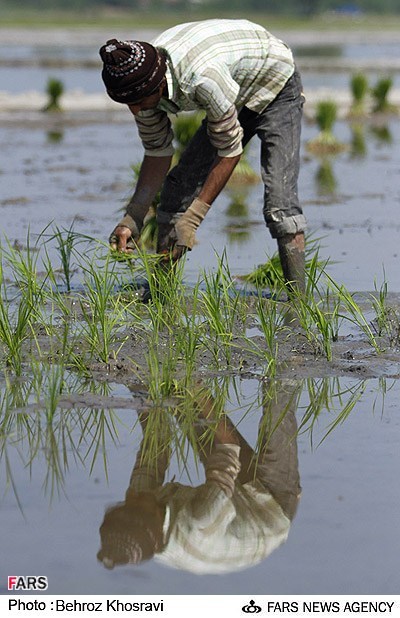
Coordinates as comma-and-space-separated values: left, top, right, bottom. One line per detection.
171, 102, 243, 256
198, 154, 241, 205
172, 153, 240, 254
110, 154, 172, 252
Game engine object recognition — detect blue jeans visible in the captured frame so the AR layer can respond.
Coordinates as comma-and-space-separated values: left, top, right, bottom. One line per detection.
158, 68, 306, 239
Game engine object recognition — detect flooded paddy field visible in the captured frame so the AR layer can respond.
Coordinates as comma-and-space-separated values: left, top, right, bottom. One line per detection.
1, 28, 400, 596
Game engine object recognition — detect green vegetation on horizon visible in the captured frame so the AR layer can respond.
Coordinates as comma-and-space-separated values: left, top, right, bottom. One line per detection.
2, 0, 400, 15
2, 5, 400, 29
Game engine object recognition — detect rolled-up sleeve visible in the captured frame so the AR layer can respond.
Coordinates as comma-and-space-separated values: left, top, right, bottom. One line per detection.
194, 70, 243, 157
207, 105, 243, 158
135, 108, 175, 157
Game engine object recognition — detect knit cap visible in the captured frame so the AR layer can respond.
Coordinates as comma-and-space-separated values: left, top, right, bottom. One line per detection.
99, 39, 166, 104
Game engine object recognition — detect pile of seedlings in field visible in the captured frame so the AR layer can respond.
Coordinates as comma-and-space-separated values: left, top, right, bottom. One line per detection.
307, 100, 347, 155
42, 77, 65, 113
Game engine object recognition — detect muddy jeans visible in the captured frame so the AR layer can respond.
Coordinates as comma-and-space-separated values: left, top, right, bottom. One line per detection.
157, 68, 306, 240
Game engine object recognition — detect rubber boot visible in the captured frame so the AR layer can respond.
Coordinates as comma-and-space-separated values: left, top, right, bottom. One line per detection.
277, 232, 306, 297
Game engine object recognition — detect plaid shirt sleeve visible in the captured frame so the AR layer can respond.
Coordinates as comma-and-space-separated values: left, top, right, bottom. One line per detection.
135, 108, 175, 157
194, 71, 243, 157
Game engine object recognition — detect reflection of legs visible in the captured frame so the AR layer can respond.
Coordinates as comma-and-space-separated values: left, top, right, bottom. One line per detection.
255, 380, 302, 520
128, 410, 171, 493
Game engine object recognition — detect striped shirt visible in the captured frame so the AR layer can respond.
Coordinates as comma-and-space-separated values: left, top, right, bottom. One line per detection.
155, 481, 290, 574
131, 444, 290, 574
135, 19, 294, 158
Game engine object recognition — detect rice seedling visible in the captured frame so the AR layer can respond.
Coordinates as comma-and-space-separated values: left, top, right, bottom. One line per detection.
199, 253, 247, 367
42, 77, 64, 113
325, 274, 382, 354
252, 295, 283, 376
239, 251, 283, 291
0, 287, 32, 375
370, 276, 389, 338
135, 245, 187, 327
0, 234, 50, 375
138, 282, 205, 402
307, 100, 347, 155
77, 250, 134, 364
297, 377, 366, 447
46, 224, 79, 293
286, 254, 345, 360
173, 280, 205, 388
349, 73, 369, 117
371, 77, 396, 114
3, 232, 48, 313
370, 276, 400, 347
240, 234, 325, 294
145, 337, 180, 404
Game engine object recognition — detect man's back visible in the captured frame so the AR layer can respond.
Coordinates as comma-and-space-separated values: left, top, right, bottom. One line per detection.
153, 18, 294, 114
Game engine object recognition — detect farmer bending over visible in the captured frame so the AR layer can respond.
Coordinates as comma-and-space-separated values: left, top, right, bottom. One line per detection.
100, 19, 307, 293
97, 381, 301, 571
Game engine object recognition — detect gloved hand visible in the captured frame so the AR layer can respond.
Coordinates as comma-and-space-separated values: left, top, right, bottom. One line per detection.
109, 213, 142, 253
174, 198, 211, 251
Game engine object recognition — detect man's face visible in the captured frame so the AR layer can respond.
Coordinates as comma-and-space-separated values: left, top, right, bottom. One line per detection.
127, 87, 164, 115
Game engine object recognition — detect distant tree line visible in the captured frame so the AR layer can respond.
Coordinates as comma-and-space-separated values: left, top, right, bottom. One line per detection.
2, 0, 400, 14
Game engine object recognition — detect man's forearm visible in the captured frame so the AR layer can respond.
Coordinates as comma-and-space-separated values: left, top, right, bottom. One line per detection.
171, 154, 241, 253
198, 154, 241, 205
126, 154, 172, 215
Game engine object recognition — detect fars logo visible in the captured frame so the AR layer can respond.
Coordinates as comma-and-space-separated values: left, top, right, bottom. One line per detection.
8, 576, 48, 591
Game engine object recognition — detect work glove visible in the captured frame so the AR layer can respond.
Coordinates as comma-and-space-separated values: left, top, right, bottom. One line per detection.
174, 198, 211, 251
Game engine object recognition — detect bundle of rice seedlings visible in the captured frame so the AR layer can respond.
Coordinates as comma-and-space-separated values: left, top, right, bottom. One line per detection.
307, 101, 346, 155
349, 73, 369, 117
371, 77, 396, 114
240, 235, 324, 290
42, 78, 64, 112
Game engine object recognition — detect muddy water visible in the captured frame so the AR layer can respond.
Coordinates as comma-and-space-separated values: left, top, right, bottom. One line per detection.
1, 36, 400, 595
1, 114, 399, 291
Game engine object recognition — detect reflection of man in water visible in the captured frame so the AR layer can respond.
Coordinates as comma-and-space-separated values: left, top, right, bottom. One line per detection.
97, 381, 301, 573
